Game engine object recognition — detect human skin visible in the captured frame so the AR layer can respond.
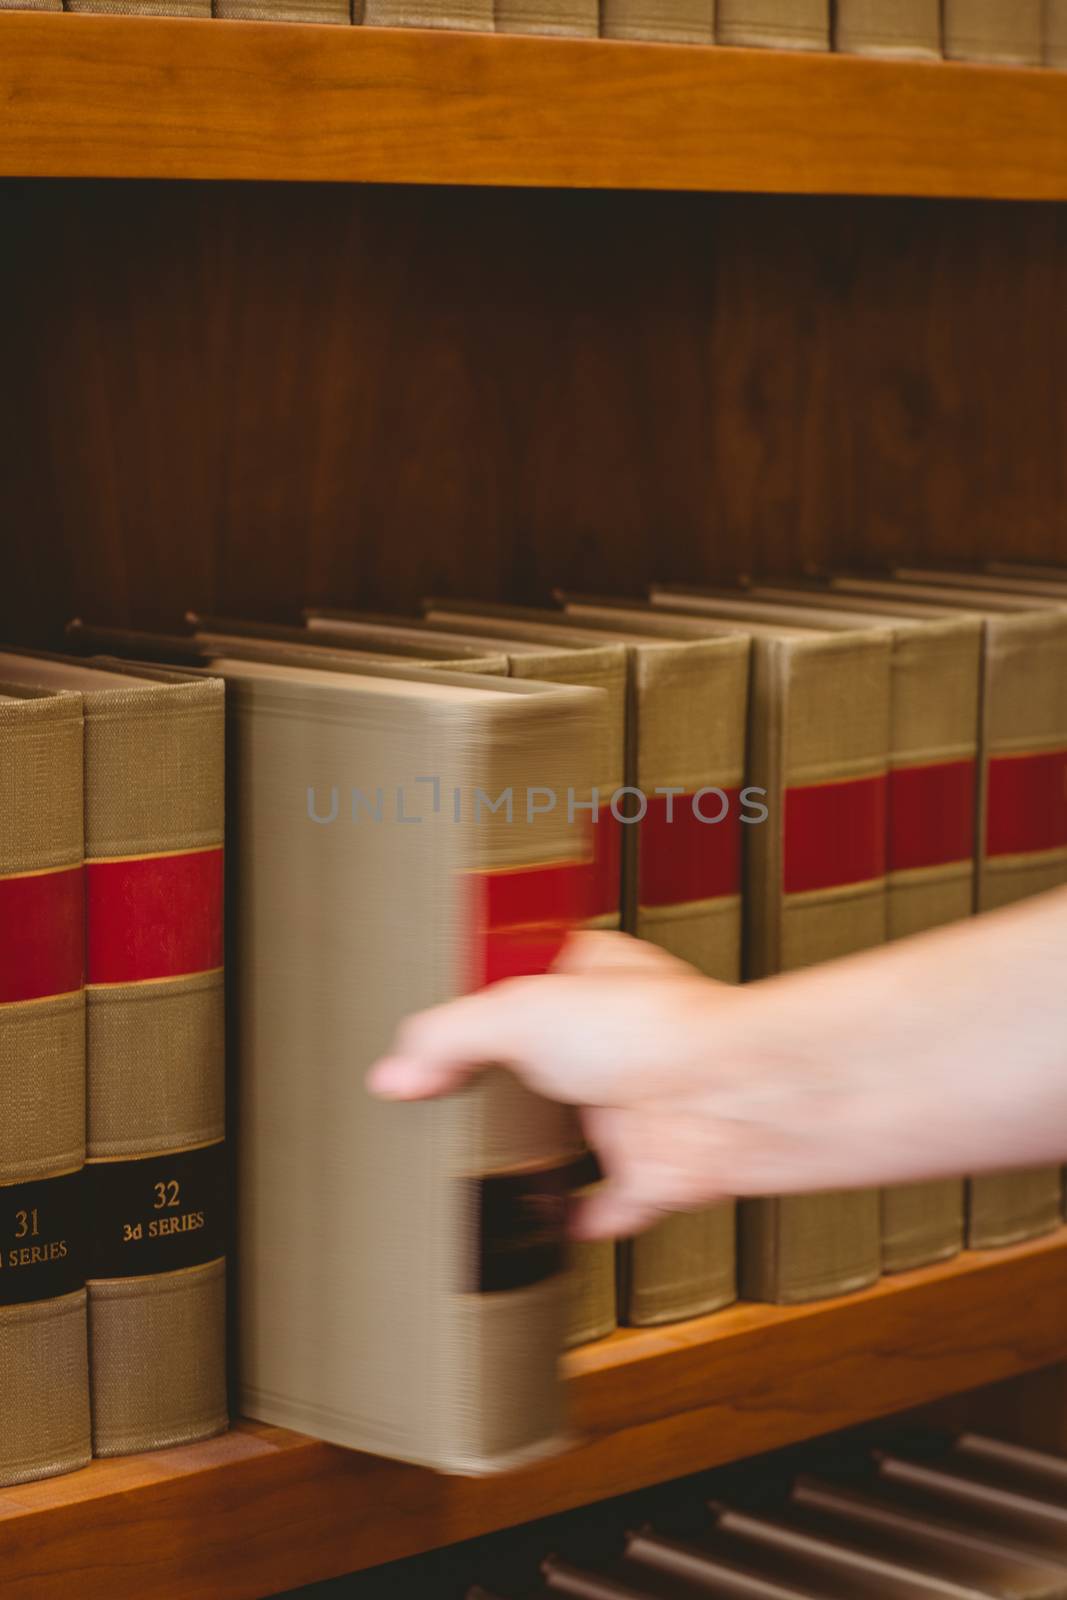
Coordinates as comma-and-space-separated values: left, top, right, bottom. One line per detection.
368, 887, 1067, 1240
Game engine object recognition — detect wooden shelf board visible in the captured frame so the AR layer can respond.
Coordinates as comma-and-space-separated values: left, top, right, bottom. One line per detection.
2, 13, 1067, 195
3, 1230, 1067, 1600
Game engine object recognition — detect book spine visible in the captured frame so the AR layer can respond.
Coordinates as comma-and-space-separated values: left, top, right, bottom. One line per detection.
600, 0, 713, 42
443, 688, 601, 1471
621, 640, 747, 1326
880, 622, 978, 1271
834, 0, 941, 58
64, 0, 210, 13
362, 0, 492, 25
740, 634, 888, 1304
716, 0, 829, 48
0, 691, 92, 1487
495, 0, 597, 35
943, 0, 1043, 63
214, 0, 352, 20
84, 681, 228, 1456
967, 613, 1067, 1247
511, 650, 626, 1349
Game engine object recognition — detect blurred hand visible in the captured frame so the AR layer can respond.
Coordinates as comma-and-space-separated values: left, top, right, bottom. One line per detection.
368, 931, 873, 1240
368, 889, 1067, 1241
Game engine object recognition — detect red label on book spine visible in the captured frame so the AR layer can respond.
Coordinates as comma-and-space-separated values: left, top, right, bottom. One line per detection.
986, 749, 1067, 859
888, 759, 977, 872
468, 831, 594, 990
0, 865, 84, 1004
86, 847, 224, 986
784, 773, 887, 894
589, 812, 623, 920
639, 788, 742, 908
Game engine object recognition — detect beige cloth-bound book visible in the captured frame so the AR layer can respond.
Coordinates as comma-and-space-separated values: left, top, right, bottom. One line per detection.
210, 656, 599, 1472
716, 0, 829, 49
830, 575, 1067, 1251
0, 653, 228, 1459
834, 0, 941, 58
495, 0, 596, 36
0, 686, 91, 1488
66, 619, 508, 679
424, 598, 747, 1330
943, 0, 1042, 63
654, 583, 979, 1273
564, 598, 888, 1306
214, 0, 351, 23
363, 0, 492, 27
64, 0, 210, 15
304, 606, 627, 1349
601, 0, 713, 45
75, 614, 607, 1350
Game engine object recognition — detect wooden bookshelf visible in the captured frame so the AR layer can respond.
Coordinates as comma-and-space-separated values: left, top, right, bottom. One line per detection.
2, 13, 1067, 196
3, 1232, 1067, 1600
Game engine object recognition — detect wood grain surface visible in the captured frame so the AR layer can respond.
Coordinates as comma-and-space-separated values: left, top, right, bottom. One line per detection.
2, 14, 1067, 196
1, 1233, 1066, 1600
1, 178, 1065, 648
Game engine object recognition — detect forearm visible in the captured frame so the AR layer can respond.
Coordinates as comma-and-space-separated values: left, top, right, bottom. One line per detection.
701, 886, 1067, 1193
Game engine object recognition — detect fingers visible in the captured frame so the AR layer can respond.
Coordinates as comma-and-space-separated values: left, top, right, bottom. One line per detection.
367, 975, 576, 1103
569, 1184, 663, 1241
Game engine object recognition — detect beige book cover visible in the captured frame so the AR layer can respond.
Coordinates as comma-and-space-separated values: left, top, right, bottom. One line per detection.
210, 656, 599, 1472
564, 598, 888, 1305
214, 0, 351, 21
788, 1476, 1067, 1599
424, 598, 746, 1329
600, 0, 713, 44
64, 0, 210, 14
716, 0, 829, 49
496, 0, 597, 33
305, 606, 626, 1349
896, 565, 1067, 603
988, 561, 1067, 583
943, 0, 1042, 63
363, 0, 492, 26
0, 653, 228, 1459
0, 686, 91, 1488
626, 1519, 974, 1600
834, 0, 941, 58
654, 584, 979, 1273
829, 576, 1067, 1251
66, 619, 508, 679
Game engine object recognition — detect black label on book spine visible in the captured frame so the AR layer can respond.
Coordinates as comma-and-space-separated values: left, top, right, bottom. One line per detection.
88, 1140, 226, 1281
466, 1153, 601, 1295
0, 1169, 85, 1306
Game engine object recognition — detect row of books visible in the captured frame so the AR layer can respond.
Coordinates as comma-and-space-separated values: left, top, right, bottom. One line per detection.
3, 558, 1064, 1487
462, 1430, 1067, 1599
7, 0, 1066, 67
0, 651, 228, 1492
